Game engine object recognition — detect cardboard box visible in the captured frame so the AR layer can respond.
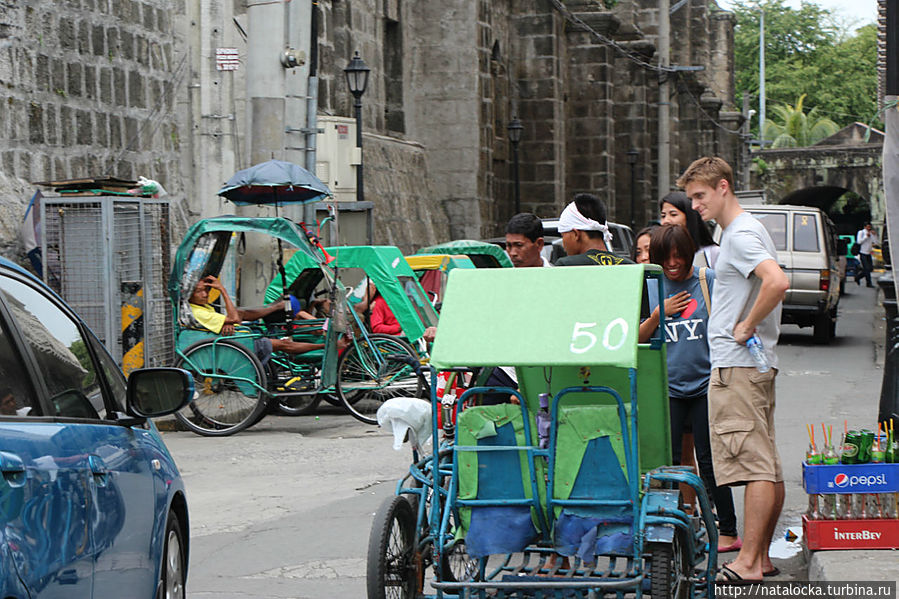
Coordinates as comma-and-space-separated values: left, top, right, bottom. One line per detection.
802, 462, 899, 494
803, 514, 899, 550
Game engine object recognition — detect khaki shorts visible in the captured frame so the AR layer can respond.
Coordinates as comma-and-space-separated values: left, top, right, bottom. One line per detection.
708, 367, 783, 486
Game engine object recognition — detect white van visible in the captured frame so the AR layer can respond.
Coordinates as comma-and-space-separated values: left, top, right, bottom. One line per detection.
715, 205, 840, 343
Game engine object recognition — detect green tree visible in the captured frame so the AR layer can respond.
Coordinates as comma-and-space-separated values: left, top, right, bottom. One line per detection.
732, 1, 879, 133
761, 94, 839, 147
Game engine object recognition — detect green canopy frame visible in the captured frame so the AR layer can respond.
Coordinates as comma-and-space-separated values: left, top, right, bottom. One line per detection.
264, 245, 439, 343
416, 239, 514, 269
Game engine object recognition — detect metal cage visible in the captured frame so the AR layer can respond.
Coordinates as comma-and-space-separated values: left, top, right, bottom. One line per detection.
41, 196, 173, 369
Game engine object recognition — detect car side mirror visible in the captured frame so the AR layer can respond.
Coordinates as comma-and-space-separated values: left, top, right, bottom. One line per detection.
126, 368, 194, 418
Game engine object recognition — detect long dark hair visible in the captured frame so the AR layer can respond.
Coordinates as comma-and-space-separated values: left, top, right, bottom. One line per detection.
659, 191, 716, 248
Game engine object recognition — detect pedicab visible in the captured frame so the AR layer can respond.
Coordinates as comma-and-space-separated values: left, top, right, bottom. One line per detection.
367, 264, 718, 599
405, 254, 476, 311
168, 216, 425, 436
416, 240, 514, 269
263, 244, 438, 424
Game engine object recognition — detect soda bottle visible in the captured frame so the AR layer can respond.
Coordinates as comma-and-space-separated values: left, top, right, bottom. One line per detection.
851, 493, 866, 519
886, 427, 897, 463
806, 445, 822, 465
746, 335, 771, 373
822, 444, 839, 465
835, 493, 851, 519
866, 494, 883, 519
858, 429, 875, 463
806, 493, 821, 520
841, 431, 861, 464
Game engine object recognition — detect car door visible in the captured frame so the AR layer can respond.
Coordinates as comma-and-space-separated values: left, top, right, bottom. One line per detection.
0, 271, 158, 598
0, 279, 94, 599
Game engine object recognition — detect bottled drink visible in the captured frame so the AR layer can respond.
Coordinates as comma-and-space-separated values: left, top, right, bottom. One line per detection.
746, 335, 771, 373
822, 444, 839, 465
851, 493, 866, 519
835, 494, 851, 519
536, 392, 551, 449
821, 493, 837, 519
888, 430, 898, 464
858, 430, 875, 463
841, 431, 861, 464
866, 494, 883, 519
806, 493, 821, 520
806, 445, 822, 465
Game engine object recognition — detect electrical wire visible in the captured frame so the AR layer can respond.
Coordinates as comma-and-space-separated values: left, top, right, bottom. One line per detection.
118, 51, 190, 159
547, 0, 676, 74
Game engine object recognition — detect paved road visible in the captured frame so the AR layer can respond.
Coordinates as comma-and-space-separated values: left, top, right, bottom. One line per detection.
160, 284, 885, 597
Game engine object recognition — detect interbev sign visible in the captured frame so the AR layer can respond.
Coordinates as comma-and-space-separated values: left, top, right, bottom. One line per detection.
803, 462, 899, 494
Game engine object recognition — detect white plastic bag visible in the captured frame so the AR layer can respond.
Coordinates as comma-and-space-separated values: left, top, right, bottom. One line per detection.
376, 397, 432, 451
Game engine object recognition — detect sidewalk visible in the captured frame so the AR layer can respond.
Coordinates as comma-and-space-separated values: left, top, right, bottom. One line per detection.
806, 279, 899, 582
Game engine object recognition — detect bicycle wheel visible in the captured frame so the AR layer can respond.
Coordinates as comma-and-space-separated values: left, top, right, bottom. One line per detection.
174, 340, 269, 436
367, 495, 417, 599
336, 334, 426, 425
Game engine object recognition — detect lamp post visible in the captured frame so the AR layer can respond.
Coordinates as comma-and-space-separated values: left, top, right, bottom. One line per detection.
626, 148, 639, 231
507, 118, 523, 214
344, 51, 371, 241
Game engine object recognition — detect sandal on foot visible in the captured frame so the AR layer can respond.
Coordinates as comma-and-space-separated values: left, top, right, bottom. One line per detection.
718, 538, 743, 552
763, 567, 780, 577
716, 564, 762, 586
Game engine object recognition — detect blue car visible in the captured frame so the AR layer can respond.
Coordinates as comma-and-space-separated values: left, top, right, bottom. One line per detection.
0, 257, 192, 598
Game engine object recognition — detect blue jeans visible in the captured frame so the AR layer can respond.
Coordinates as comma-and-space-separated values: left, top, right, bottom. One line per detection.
856, 253, 873, 286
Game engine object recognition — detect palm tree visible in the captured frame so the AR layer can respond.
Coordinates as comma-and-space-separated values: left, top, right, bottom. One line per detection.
761, 94, 839, 148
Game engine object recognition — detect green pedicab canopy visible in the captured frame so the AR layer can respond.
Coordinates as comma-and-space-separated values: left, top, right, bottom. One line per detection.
169, 216, 324, 301
416, 239, 514, 269
264, 245, 438, 342
430, 265, 646, 370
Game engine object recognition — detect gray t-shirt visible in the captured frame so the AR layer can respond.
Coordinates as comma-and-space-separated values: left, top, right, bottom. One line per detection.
708, 212, 782, 369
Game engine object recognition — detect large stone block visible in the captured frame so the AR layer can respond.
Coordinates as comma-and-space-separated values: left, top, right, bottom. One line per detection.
51, 61, 66, 95
113, 67, 126, 106
60, 105, 75, 146
84, 64, 96, 99
99, 67, 113, 103
78, 20, 91, 54
67, 62, 83, 97
59, 18, 76, 50
120, 29, 134, 60
45, 104, 58, 145
92, 24, 105, 56
128, 69, 144, 107
28, 102, 44, 144
76, 110, 93, 145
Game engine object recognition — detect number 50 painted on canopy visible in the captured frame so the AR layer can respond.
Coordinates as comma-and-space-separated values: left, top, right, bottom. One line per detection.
570, 319, 630, 354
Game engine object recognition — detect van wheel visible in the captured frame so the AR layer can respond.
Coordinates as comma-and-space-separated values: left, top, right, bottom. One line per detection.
813, 312, 833, 344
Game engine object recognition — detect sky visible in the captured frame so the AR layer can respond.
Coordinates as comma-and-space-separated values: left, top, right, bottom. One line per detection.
717, 0, 879, 29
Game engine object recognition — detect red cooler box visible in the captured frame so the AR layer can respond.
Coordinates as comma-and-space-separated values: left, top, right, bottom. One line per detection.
803, 515, 899, 550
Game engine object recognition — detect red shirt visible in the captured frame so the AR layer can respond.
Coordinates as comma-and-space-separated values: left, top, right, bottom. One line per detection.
370, 296, 402, 335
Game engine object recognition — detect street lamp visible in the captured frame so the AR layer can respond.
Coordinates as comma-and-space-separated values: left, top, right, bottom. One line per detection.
344, 51, 371, 239
507, 118, 523, 214
626, 148, 639, 231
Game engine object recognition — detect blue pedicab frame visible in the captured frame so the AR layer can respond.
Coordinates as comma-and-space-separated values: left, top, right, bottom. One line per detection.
367, 264, 719, 599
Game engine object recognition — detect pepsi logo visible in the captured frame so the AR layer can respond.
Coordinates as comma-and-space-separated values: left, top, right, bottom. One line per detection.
833, 473, 850, 488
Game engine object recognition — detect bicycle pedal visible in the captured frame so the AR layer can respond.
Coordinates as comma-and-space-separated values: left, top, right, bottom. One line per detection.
277, 376, 314, 392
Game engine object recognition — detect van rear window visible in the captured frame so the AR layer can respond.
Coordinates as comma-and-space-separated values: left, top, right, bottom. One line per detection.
750, 212, 787, 251
793, 213, 820, 252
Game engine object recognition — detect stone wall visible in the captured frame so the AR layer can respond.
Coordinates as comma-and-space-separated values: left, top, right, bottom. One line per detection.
365, 132, 449, 253
0, 0, 184, 263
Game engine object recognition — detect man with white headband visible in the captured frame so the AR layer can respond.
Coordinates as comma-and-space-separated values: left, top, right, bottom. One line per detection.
554, 193, 632, 266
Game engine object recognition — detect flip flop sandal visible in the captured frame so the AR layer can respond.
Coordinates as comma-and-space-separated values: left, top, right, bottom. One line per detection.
763, 567, 781, 577
716, 564, 763, 586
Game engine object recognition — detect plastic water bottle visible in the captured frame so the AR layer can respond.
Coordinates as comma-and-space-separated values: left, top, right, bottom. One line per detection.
746, 335, 771, 373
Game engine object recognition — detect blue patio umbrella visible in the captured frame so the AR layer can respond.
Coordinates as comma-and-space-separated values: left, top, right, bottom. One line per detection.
217, 159, 331, 206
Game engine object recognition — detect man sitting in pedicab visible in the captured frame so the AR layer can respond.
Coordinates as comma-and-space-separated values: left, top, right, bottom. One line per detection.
188, 275, 347, 360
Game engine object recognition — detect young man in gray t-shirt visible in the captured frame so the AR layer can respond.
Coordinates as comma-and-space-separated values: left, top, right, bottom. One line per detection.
679, 157, 790, 585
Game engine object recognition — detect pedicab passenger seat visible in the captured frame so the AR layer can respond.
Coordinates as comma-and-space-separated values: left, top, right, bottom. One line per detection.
455, 403, 545, 559
552, 404, 635, 561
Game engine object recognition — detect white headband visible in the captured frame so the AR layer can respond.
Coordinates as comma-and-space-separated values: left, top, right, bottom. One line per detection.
557, 202, 614, 248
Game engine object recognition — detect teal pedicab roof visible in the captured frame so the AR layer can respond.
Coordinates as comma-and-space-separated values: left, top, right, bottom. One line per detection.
264, 245, 438, 342
169, 216, 325, 302
416, 239, 514, 269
